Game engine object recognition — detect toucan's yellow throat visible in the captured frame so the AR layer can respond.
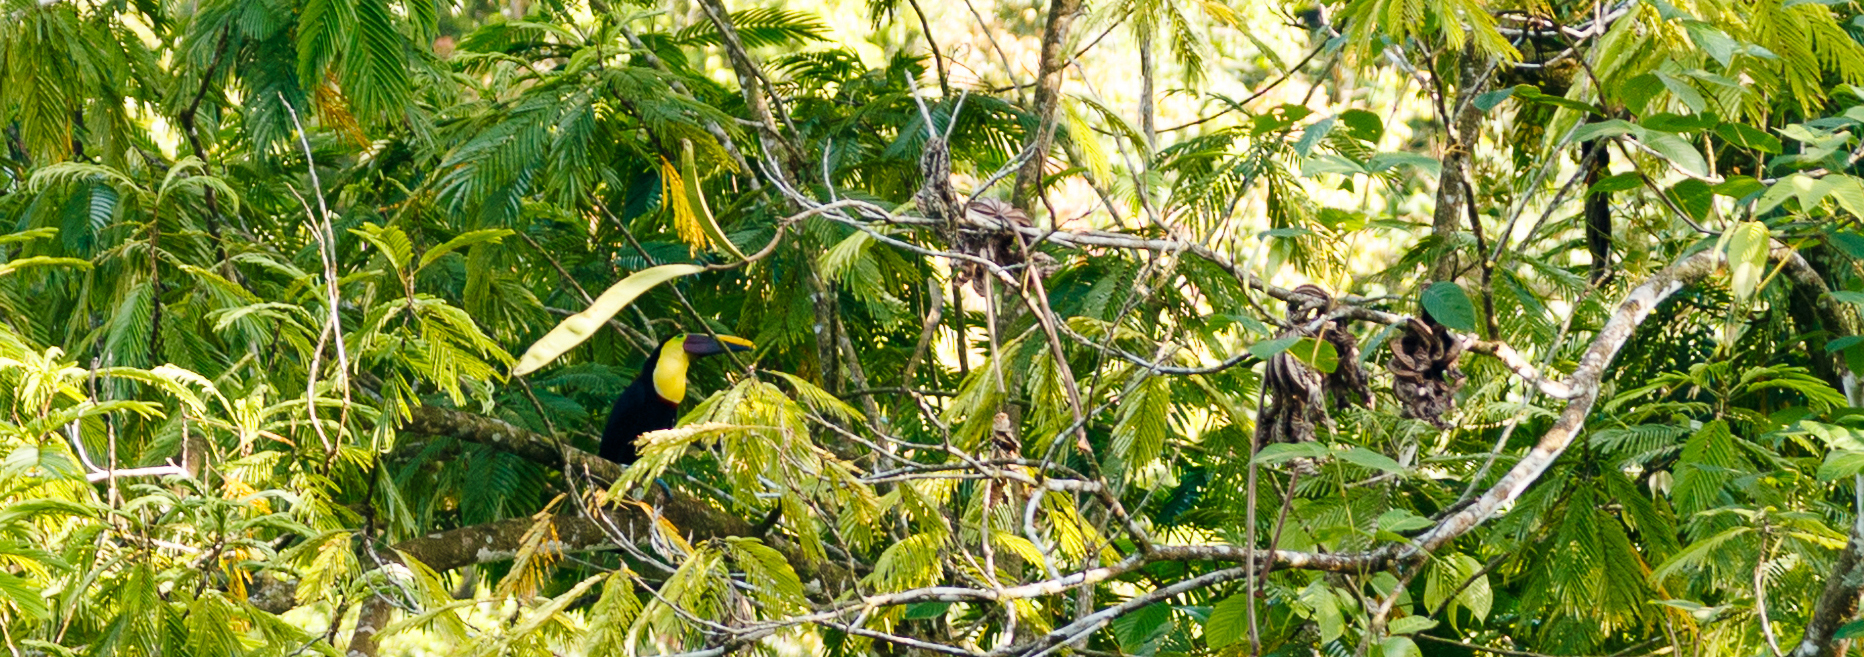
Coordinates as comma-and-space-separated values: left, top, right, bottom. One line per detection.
650, 333, 753, 403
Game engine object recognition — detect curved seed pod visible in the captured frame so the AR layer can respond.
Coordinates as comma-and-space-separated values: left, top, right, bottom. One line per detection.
1387, 314, 1466, 427
1255, 284, 1371, 452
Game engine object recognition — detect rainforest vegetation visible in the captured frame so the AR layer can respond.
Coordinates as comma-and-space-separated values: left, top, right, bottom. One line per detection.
6, 0, 1864, 655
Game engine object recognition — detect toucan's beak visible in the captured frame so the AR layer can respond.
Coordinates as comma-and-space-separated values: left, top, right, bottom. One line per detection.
683, 333, 754, 356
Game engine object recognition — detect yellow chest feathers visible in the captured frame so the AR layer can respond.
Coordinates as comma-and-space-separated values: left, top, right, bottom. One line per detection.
652, 338, 692, 403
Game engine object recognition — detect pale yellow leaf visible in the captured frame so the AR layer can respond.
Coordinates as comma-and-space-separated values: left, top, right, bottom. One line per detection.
511, 263, 705, 375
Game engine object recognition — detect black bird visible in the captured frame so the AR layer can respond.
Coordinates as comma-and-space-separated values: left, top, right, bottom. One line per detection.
600, 333, 753, 465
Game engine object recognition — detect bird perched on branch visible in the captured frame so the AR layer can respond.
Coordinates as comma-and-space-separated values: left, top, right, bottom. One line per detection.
601, 333, 753, 465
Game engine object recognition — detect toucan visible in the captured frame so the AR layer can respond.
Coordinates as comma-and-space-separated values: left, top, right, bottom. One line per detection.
600, 333, 754, 464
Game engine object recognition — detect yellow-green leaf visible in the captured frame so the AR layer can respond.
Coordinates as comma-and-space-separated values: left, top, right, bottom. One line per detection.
1725, 221, 1770, 301
511, 263, 705, 375
0, 257, 93, 277
681, 141, 748, 260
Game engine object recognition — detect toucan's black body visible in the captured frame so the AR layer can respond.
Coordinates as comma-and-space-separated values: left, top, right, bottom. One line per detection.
598, 333, 752, 465
599, 355, 679, 464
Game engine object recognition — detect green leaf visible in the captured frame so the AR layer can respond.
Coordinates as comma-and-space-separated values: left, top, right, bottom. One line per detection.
1253, 442, 1329, 465
1826, 176, 1864, 219
1714, 122, 1782, 154
1339, 109, 1383, 142
1338, 447, 1405, 474
1113, 603, 1171, 652
1589, 173, 1643, 194
1376, 509, 1432, 533
1379, 636, 1420, 657
1725, 221, 1770, 301
1641, 112, 1716, 133
1683, 21, 1738, 67
1830, 231, 1864, 259
1570, 119, 1637, 142
1473, 88, 1515, 112
1642, 133, 1709, 176
1818, 451, 1864, 481
1366, 152, 1441, 176
0, 571, 48, 620
1655, 71, 1706, 113
1301, 154, 1368, 177
1248, 335, 1302, 359
1713, 176, 1765, 199
904, 602, 950, 619
1837, 619, 1864, 640
512, 264, 707, 375
1385, 616, 1437, 636
1287, 337, 1339, 374
0, 257, 93, 277
0, 228, 57, 246
418, 229, 513, 272
1294, 116, 1335, 157
1831, 291, 1864, 306
1421, 282, 1478, 332
1667, 179, 1714, 223
1204, 594, 1252, 648
1617, 73, 1667, 114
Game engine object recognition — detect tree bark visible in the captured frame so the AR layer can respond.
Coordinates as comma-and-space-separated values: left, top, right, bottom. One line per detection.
1009, 0, 1085, 212
1430, 46, 1492, 283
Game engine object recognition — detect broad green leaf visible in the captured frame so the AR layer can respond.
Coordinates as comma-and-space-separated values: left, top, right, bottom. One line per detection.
1473, 87, 1515, 112
1683, 21, 1738, 66
1570, 119, 1637, 142
1380, 636, 1420, 657
1112, 603, 1171, 652
1287, 337, 1339, 374
1725, 221, 1770, 301
1838, 619, 1864, 640
512, 264, 707, 375
1338, 447, 1405, 474
1826, 175, 1864, 219
1248, 335, 1303, 359
1666, 179, 1714, 223
904, 602, 950, 619
1818, 450, 1864, 481
1366, 152, 1441, 175
1831, 291, 1864, 306
1204, 594, 1252, 648
1253, 442, 1329, 465
1641, 112, 1715, 133
1294, 116, 1335, 156
1421, 282, 1478, 332
1301, 154, 1367, 177
1712, 176, 1764, 199
1641, 133, 1708, 176
1831, 231, 1864, 259
1376, 509, 1432, 533
1589, 173, 1643, 194
1339, 109, 1384, 142
1714, 122, 1782, 154
1386, 616, 1437, 635
1655, 71, 1706, 113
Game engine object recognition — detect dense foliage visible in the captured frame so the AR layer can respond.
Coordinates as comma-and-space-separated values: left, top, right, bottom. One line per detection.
10, 0, 1864, 655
